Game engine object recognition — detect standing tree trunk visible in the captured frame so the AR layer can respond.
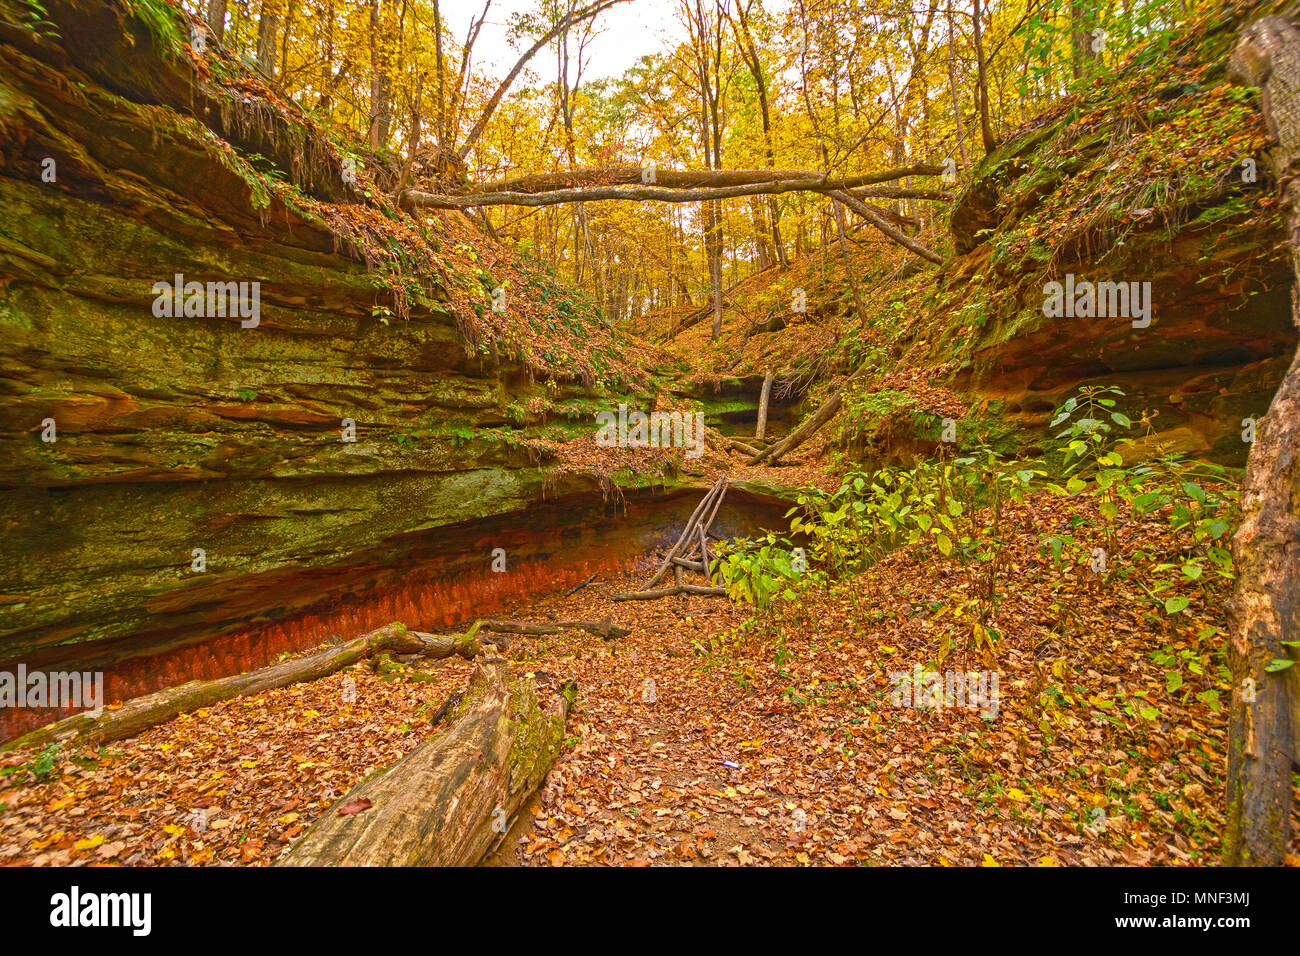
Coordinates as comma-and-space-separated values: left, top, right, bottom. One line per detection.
972, 0, 997, 154
1224, 14, 1300, 866
206, 0, 227, 43
255, 2, 279, 77
756, 368, 773, 442
1070, 0, 1100, 80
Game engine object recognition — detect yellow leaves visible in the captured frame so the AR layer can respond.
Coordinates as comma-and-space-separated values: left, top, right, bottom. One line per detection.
981, 854, 1000, 867
1038, 855, 1060, 867
45, 795, 75, 812
278, 812, 300, 825
73, 834, 104, 851
162, 824, 185, 836
240, 760, 259, 768
1006, 788, 1029, 802
301, 709, 321, 718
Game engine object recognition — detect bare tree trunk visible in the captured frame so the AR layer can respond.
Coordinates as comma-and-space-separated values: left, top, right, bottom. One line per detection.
1223, 15, 1300, 866
946, 0, 970, 173
1070, 0, 1100, 79
756, 368, 773, 441
972, 0, 997, 154
255, 2, 280, 76
207, 0, 227, 43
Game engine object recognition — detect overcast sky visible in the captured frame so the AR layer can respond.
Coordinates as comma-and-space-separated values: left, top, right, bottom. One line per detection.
439, 0, 689, 83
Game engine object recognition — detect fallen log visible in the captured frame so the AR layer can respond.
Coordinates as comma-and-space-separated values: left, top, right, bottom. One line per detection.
277, 656, 573, 866
468, 164, 948, 195
830, 190, 946, 265
750, 390, 843, 465
611, 584, 727, 601
0, 614, 617, 751
1, 623, 433, 752
477, 618, 630, 641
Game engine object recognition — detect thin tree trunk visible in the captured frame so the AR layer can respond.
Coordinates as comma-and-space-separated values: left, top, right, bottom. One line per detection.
206, 0, 227, 43
255, 2, 279, 77
972, 0, 997, 154
756, 368, 773, 441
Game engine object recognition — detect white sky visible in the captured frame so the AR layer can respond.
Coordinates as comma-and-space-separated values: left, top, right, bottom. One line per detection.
439, 0, 690, 83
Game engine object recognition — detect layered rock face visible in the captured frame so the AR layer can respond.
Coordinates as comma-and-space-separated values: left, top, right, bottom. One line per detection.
0, 0, 676, 704
938, 1, 1297, 461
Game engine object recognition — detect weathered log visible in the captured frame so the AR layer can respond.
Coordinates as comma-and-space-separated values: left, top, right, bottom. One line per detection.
638, 478, 725, 591
477, 618, 630, 641
405, 165, 949, 212
610, 584, 727, 601
277, 656, 572, 866
1, 623, 436, 751
466, 164, 948, 195
1223, 15, 1300, 866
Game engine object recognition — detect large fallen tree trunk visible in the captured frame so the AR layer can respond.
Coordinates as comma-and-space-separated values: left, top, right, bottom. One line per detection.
1222, 15, 1300, 866
467, 164, 947, 194
277, 655, 572, 866
405, 166, 950, 212
2, 618, 623, 751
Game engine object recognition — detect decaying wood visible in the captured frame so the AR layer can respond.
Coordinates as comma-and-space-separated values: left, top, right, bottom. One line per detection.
477, 618, 630, 641
615, 480, 730, 602
563, 572, 598, 597
278, 656, 573, 866
464, 164, 948, 196
638, 478, 725, 591
611, 584, 727, 601
705, 428, 762, 458
750, 390, 843, 465
1223, 15, 1300, 867
2, 623, 432, 752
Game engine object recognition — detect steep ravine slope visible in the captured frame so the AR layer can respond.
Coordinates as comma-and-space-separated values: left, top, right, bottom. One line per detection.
0, 0, 706, 726
665, 0, 1297, 468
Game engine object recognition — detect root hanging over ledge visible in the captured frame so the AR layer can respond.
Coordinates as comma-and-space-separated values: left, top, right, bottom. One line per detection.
277, 655, 573, 867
